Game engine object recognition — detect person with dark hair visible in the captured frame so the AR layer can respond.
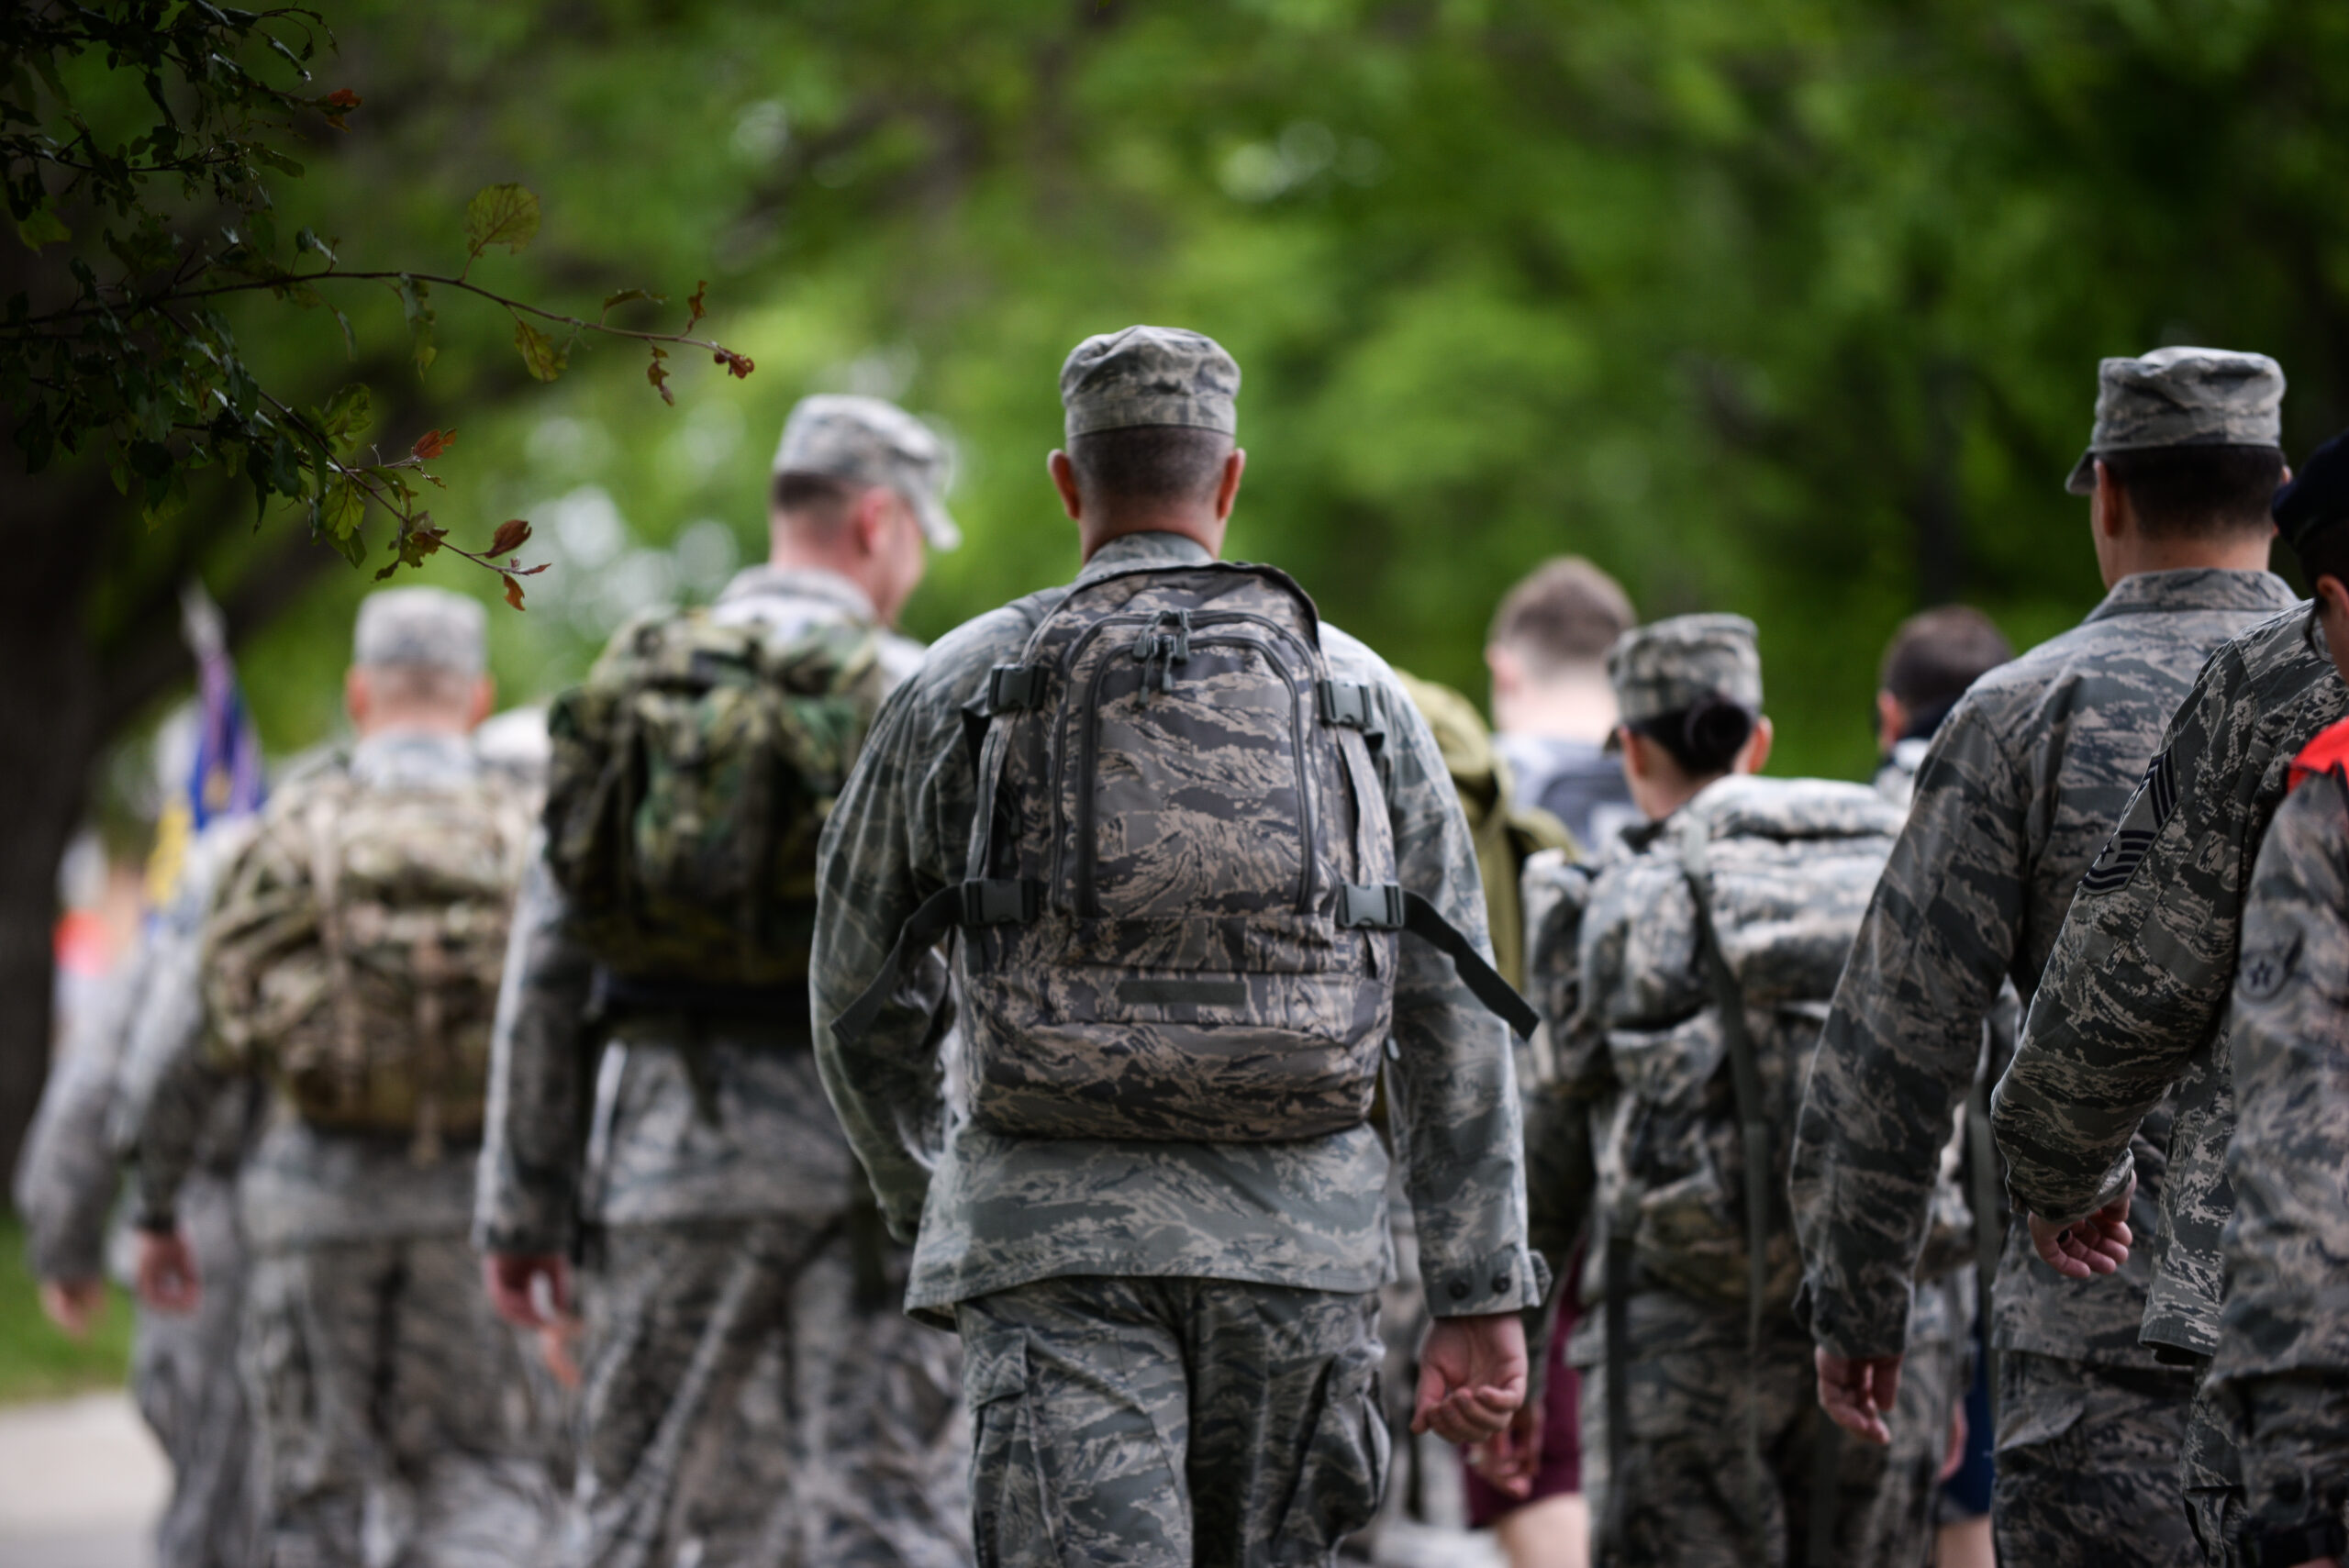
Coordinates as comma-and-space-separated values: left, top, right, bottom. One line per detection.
812, 326, 1542, 1568
1520, 614, 1959, 1565
2205, 427, 2349, 1568
1487, 558, 1642, 851
1871, 606, 2013, 808
1986, 343, 2341, 1566
1797, 345, 2299, 1568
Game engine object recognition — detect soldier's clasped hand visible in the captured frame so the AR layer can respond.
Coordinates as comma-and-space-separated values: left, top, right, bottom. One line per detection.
2025, 1174, 2134, 1279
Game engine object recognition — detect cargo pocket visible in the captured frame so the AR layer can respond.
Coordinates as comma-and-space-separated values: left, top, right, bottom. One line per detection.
963, 1329, 1057, 1568
1269, 1349, 1389, 1561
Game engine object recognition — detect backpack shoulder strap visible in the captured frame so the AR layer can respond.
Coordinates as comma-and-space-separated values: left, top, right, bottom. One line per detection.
1672, 809, 1840, 1562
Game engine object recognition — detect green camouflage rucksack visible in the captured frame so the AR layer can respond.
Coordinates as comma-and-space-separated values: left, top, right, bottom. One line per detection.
543, 608, 885, 984
203, 762, 534, 1158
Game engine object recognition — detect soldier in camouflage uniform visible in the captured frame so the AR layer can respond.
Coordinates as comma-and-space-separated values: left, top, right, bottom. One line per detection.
1792, 347, 2298, 1567
1523, 614, 1958, 1568
811, 326, 1542, 1568
129, 589, 560, 1568
15, 816, 266, 1568
1994, 365, 2349, 1562
476, 395, 972, 1568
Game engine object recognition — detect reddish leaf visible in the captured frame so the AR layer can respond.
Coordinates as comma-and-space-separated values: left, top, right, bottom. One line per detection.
686, 281, 707, 327
648, 350, 674, 406
323, 89, 362, 109
503, 573, 527, 610
487, 517, 532, 557
411, 428, 454, 461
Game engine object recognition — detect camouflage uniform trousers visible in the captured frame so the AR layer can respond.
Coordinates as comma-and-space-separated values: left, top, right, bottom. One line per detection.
1988, 1351, 2201, 1568
2180, 1376, 2251, 1568
954, 1276, 1389, 1568
243, 1231, 561, 1568
135, 1170, 259, 1568
1578, 1304, 1956, 1568
564, 1213, 971, 1568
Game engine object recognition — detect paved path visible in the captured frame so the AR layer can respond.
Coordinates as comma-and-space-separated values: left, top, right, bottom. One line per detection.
0, 1392, 164, 1568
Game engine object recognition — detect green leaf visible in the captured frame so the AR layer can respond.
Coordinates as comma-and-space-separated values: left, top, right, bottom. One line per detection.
513, 317, 568, 383
600, 287, 659, 317
295, 228, 336, 264
250, 147, 304, 178
464, 183, 540, 257
332, 308, 355, 360
397, 275, 437, 373
320, 473, 367, 546
319, 383, 372, 453
14, 203, 68, 251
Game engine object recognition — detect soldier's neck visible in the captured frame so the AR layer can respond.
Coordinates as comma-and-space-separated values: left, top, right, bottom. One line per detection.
1078, 516, 1225, 563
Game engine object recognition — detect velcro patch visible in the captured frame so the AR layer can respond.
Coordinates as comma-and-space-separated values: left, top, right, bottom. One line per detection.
1117, 979, 1248, 1007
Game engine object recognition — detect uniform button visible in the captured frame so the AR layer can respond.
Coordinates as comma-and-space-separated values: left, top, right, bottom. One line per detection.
1493, 1273, 1512, 1295
1448, 1280, 1470, 1302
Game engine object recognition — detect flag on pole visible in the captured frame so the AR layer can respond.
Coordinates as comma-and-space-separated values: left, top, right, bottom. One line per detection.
146, 583, 267, 908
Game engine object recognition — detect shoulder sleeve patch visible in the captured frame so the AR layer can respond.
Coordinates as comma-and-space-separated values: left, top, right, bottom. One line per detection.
2237, 936, 2299, 1003
2078, 746, 2179, 897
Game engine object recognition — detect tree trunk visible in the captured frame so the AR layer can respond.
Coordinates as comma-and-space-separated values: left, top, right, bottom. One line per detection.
0, 456, 117, 1194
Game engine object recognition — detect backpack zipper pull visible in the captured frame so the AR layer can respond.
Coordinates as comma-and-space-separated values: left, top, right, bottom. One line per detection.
1130, 610, 1194, 703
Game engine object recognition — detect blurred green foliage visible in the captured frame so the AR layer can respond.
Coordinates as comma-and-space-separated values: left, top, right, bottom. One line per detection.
0, 1216, 132, 1406
85, 0, 2349, 783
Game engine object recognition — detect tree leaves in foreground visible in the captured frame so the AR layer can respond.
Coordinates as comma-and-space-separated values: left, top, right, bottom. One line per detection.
0, 2, 756, 606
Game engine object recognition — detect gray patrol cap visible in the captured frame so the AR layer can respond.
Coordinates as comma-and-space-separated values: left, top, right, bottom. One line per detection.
1061, 326, 1241, 441
773, 394, 961, 550
353, 587, 485, 675
2064, 346, 2286, 495
1607, 613, 1763, 728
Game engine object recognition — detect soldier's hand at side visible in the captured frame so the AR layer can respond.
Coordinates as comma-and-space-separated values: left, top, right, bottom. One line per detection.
2026, 1175, 2133, 1279
484, 1252, 570, 1329
1413, 1312, 1528, 1445
1466, 1398, 1543, 1498
135, 1229, 201, 1315
1815, 1348, 1901, 1445
38, 1278, 106, 1338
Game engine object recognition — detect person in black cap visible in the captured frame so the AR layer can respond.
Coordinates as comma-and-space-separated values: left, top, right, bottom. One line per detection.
2200, 431, 2349, 1568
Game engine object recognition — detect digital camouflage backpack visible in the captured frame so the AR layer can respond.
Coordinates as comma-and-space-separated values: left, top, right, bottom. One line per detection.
203, 761, 534, 1159
543, 608, 886, 986
835, 562, 1534, 1142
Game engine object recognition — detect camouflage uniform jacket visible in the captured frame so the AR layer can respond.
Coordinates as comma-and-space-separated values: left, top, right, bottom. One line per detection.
131, 736, 497, 1252
1524, 774, 1905, 1361
473, 565, 925, 1256
1794, 569, 2299, 1364
1994, 602, 2349, 1357
17, 934, 157, 1283
810, 530, 1542, 1327
2208, 752, 2349, 1540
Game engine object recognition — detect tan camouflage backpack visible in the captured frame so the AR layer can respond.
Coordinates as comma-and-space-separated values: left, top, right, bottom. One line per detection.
542, 608, 885, 986
203, 762, 533, 1159
835, 562, 1535, 1141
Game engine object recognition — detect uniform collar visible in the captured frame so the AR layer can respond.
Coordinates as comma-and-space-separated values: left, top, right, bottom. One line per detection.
715, 562, 880, 623
349, 730, 477, 788
1074, 530, 1216, 586
2081, 567, 2299, 625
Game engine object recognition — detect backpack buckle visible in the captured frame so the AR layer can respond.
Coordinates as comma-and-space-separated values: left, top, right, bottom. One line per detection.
1337, 883, 1406, 930
960, 879, 1040, 927
985, 665, 1045, 713
1317, 681, 1378, 735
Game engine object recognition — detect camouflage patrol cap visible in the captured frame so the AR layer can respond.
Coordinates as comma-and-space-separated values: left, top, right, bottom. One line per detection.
2064, 346, 2286, 495
773, 394, 961, 550
1606, 613, 1763, 728
353, 586, 485, 675
1060, 326, 1241, 440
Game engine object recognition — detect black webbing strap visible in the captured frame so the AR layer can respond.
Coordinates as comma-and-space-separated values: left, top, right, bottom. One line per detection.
1966, 1062, 2003, 1430
1336, 884, 1540, 1038
829, 879, 1040, 1046
1601, 1230, 1634, 1562
1681, 850, 1783, 1562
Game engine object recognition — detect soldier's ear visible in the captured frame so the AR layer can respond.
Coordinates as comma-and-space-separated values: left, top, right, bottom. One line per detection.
345, 667, 370, 728
1047, 450, 1084, 521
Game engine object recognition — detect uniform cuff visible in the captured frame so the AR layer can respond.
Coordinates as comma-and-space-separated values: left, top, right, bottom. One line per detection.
1423, 1244, 1547, 1318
